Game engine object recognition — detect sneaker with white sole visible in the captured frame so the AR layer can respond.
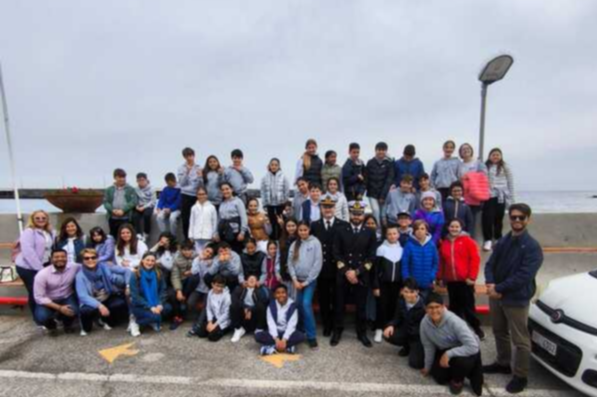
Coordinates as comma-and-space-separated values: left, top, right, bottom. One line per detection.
374, 329, 383, 343
260, 346, 276, 356
80, 329, 88, 337
483, 240, 493, 252
98, 318, 112, 331
231, 327, 246, 343
129, 321, 141, 337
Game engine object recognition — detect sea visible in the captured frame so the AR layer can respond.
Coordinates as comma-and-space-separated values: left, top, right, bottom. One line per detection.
0, 191, 595, 214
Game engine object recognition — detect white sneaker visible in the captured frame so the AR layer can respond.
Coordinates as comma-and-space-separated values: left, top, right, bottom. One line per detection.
374, 329, 383, 343
129, 321, 141, 337
98, 318, 112, 331
483, 241, 493, 252
231, 327, 246, 343
80, 329, 88, 337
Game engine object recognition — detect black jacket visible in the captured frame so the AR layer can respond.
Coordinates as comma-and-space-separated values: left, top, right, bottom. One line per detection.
442, 197, 474, 237
241, 251, 266, 281
342, 159, 366, 201
231, 285, 269, 309
333, 224, 378, 286
311, 217, 350, 279
388, 296, 425, 337
365, 157, 395, 200
302, 155, 323, 186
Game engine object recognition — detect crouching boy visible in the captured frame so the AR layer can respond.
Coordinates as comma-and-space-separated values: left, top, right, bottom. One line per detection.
230, 275, 269, 343
196, 275, 231, 342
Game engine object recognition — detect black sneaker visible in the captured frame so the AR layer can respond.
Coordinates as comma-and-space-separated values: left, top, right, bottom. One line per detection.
186, 329, 198, 338
358, 334, 373, 348
308, 339, 319, 349
398, 347, 410, 357
482, 362, 512, 374
449, 381, 463, 395
505, 376, 527, 394
169, 317, 184, 331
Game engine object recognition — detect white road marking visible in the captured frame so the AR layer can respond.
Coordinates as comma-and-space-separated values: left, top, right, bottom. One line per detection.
0, 370, 582, 396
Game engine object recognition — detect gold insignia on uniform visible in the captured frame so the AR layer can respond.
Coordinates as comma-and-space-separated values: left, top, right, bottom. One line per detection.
337, 261, 345, 270
364, 262, 372, 271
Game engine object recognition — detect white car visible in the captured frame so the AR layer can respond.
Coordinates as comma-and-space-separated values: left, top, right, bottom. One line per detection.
529, 270, 597, 397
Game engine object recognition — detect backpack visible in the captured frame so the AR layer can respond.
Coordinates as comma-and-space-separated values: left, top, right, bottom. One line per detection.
462, 172, 490, 206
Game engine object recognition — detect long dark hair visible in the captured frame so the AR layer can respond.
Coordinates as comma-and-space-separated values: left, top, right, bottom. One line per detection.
88, 226, 107, 247
116, 224, 139, 256
58, 217, 84, 241
485, 148, 506, 176
292, 221, 311, 262
203, 155, 221, 183
156, 232, 178, 254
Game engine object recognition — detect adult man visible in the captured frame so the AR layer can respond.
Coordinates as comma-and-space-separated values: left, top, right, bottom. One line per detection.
484, 203, 543, 394
33, 249, 81, 334
310, 196, 350, 337
177, 147, 203, 240
331, 201, 377, 347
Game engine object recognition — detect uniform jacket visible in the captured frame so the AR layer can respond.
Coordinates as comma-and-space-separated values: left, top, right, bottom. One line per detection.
333, 223, 378, 286
310, 217, 350, 279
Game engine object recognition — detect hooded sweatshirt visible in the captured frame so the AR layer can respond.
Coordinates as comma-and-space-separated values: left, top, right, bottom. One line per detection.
191, 257, 218, 294
177, 163, 203, 197
375, 240, 403, 284
287, 235, 323, 286
224, 166, 254, 196
438, 232, 480, 283
430, 157, 461, 189
413, 192, 445, 245
212, 251, 243, 283
206, 287, 232, 329
420, 310, 480, 371
204, 170, 224, 205
135, 183, 156, 210
401, 234, 438, 290
384, 189, 417, 225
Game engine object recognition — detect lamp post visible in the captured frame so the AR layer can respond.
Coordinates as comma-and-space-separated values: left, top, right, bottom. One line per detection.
478, 54, 514, 161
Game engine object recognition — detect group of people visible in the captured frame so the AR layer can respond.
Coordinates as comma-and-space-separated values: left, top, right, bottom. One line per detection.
13, 139, 542, 395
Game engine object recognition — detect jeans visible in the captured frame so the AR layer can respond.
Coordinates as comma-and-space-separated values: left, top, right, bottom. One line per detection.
34, 294, 79, 329
157, 210, 181, 236
255, 329, 305, 348
368, 197, 382, 229
132, 207, 154, 236
131, 302, 173, 326
295, 282, 317, 340
16, 266, 38, 322
80, 295, 128, 332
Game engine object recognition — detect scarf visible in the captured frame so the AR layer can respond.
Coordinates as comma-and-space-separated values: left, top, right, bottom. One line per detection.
82, 265, 112, 298
140, 268, 160, 307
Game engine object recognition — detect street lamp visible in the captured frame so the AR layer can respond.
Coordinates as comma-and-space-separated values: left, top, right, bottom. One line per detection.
477, 54, 514, 160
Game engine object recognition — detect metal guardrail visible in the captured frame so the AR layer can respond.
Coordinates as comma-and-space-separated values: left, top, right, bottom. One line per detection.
0, 189, 280, 200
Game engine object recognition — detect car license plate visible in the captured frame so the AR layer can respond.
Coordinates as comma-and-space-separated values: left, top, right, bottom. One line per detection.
532, 331, 558, 356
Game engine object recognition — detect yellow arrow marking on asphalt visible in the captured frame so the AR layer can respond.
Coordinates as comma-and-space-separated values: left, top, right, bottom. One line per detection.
260, 354, 301, 368
99, 343, 140, 364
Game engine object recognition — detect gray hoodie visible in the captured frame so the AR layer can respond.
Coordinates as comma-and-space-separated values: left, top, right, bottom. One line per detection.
420, 310, 480, 371
430, 157, 462, 189
177, 163, 204, 197
384, 189, 417, 224
191, 257, 219, 294
135, 184, 156, 209
224, 166, 254, 196
212, 251, 243, 283
204, 170, 224, 205
206, 287, 231, 329
287, 235, 323, 286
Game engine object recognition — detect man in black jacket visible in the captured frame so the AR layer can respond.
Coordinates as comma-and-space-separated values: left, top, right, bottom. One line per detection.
364, 142, 395, 229
311, 196, 350, 337
332, 201, 378, 347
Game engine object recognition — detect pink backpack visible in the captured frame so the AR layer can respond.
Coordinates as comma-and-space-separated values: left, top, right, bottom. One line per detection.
463, 172, 490, 206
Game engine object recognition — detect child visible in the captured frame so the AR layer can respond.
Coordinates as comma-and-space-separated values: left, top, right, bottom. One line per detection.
321, 150, 342, 193
383, 278, 426, 369
458, 143, 488, 238
149, 232, 177, 283
394, 144, 425, 191
196, 275, 232, 342
443, 181, 474, 237
438, 219, 483, 339
364, 214, 382, 244
397, 212, 413, 247
325, 177, 349, 221
430, 140, 462, 202
230, 274, 269, 343
255, 284, 305, 355
103, 168, 138, 238
383, 175, 417, 227
202, 155, 224, 209
417, 173, 443, 211
413, 192, 445, 245
365, 142, 395, 228
156, 173, 181, 236
217, 182, 248, 254
55, 217, 86, 264
246, 198, 271, 252
188, 187, 218, 254
211, 242, 243, 291
169, 240, 200, 330
133, 173, 156, 242
288, 221, 323, 348
224, 149, 254, 205
261, 158, 291, 240
261, 240, 281, 291
294, 139, 323, 187
342, 142, 366, 202
177, 147, 203, 240
401, 220, 439, 294
292, 177, 310, 220
240, 238, 266, 285
373, 225, 404, 343
278, 218, 298, 293
115, 224, 148, 273
300, 183, 323, 223
187, 244, 219, 337
88, 227, 116, 266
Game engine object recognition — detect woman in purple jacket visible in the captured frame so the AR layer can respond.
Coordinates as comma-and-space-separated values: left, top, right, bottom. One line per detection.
15, 210, 56, 321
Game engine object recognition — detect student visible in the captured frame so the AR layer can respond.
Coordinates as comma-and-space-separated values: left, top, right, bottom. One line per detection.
240, 238, 267, 285
128, 252, 172, 336
396, 212, 413, 247
420, 293, 483, 396
413, 192, 445, 245
300, 183, 323, 223
383, 278, 426, 369
170, 240, 200, 329
482, 148, 515, 252
103, 168, 138, 238
325, 177, 349, 221
114, 224, 148, 280
54, 217, 86, 264
211, 242, 243, 292
155, 173, 182, 236
216, 182, 248, 254
394, 144, 425, 191
364, 142, 395, 228
442, 181, 474, 236
321, 150, 342, 193
202, 155, 225, 209
261, 240, 281, 291
177, 147, 203, 240
132, 172, 156, 242
149, 232, 177, 283
223, 149, 254, 205
278, 218, 299, 294
247, 198, 271, 252
373, 225, 403, 343
438, 219, 484, 339
430, 140, 461, 202
187, 244, 219, 337
230, 274, 269, 343
401, 220, 439, 294
188, 187, 218, 254
196, 275, 232, 342
294, 139, 323, 187
342, 142, 366, 202
458, 143, 489, 238
364, 214, 383, 244
261, 158, 291, 240
417, 173, 443, 211
76, 248, 128, 336
288, 221, 323, 348
458, 143, 488, 178
88, 227, 115, 266
383, 175, 417, 227
292, 177, 310, 220
255, 284, 305, 355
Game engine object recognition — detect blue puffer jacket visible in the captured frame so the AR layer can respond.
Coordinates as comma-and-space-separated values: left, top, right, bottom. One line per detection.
401, 235, 438, 290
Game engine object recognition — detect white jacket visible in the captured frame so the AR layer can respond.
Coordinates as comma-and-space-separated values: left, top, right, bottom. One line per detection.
189, 201, 218, 240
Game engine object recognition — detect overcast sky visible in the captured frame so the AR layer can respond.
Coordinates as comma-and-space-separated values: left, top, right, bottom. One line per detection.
0, 1, 595, 191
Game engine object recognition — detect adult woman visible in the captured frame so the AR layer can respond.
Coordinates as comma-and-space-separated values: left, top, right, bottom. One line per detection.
457, 143, 488, 237
216, 182, 248, 254
261, 158, 290, 240
15, 210, 56, 319
294, 139, 323, 186
128, 252, 172, 336
202, 155, 225, 209
115, 224, 148, 277
54, 217, 86, 264
482, 148, 515, 251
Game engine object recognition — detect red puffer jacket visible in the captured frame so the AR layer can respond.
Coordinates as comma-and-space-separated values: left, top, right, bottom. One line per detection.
438, 234, 480, 283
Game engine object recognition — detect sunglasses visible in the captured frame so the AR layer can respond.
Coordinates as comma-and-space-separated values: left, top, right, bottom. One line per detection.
510, 215, 527, 222
83, 256, 97, 260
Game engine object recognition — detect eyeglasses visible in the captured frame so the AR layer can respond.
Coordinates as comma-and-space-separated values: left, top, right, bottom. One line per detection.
83, 256, 97, 261
510, 215, 527, 222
